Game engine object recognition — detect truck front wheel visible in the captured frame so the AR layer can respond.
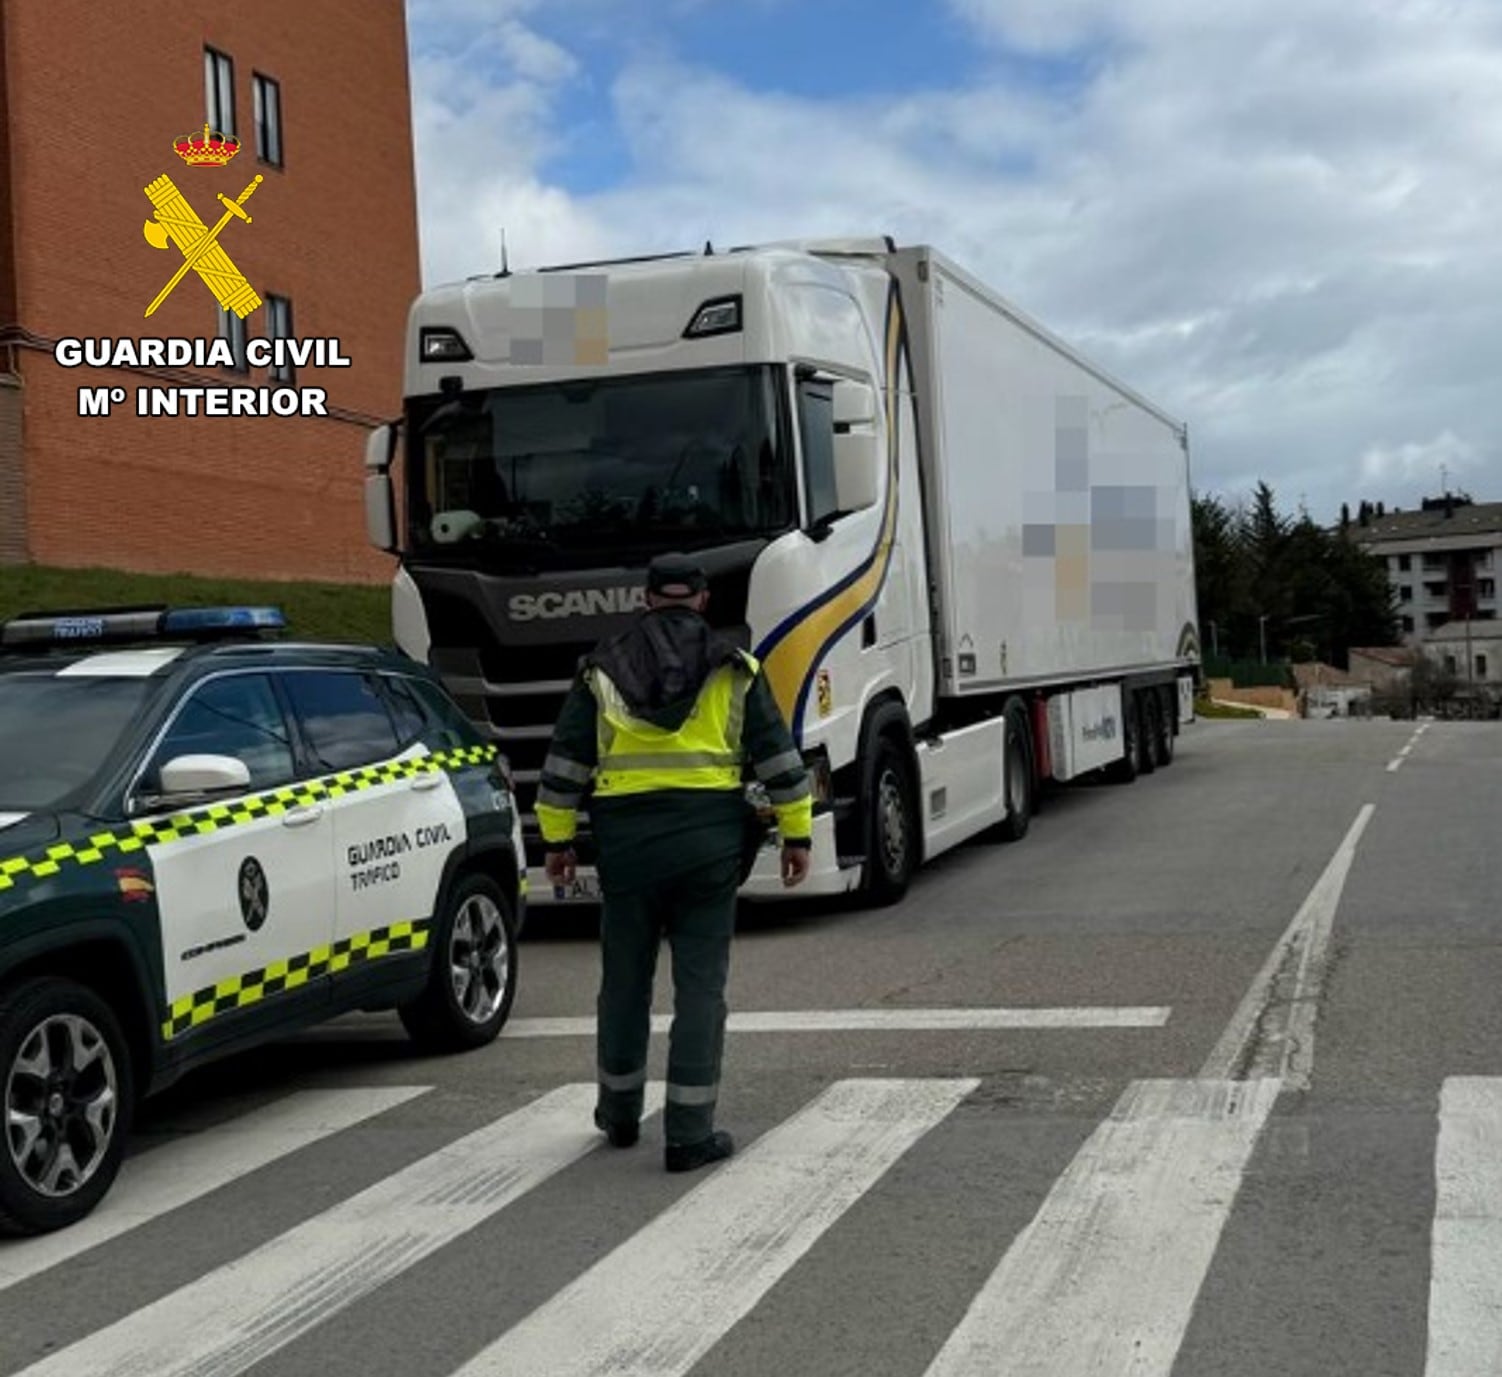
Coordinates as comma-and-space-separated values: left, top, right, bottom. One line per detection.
861, 735, 918, 906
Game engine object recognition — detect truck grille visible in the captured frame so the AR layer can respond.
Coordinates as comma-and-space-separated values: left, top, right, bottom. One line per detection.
432, 645, 596, 866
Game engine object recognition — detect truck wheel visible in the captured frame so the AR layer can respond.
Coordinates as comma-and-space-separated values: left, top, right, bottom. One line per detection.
1105, 689, 1138, 783
861, 735, 918, 906
0, 977, 134, 1236
996, 701, 1034, 842
1138, 693, 1159, 775
1153, 689, 1176, 768
401, 873, 518, 1052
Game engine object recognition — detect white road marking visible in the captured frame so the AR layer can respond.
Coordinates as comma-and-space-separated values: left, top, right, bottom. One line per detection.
1425, 1078, 1502, 1377
13, 1083, 662, 1377
0, 1086, 428, 1291
503, 1007, 1172, 1038
1200, 803, 1374, 1088
1388, 723, 1428, 772
924, 1077, 1280, 1377
455, 1078, 976, 1377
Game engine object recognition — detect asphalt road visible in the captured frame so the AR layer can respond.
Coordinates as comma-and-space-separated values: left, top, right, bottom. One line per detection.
1, 716, 1499, 1376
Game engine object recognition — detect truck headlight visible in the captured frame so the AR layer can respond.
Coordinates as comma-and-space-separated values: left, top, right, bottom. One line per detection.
419, 327, 473, 362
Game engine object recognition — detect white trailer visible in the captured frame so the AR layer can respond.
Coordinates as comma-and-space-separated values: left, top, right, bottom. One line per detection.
364, 238, 1200, 906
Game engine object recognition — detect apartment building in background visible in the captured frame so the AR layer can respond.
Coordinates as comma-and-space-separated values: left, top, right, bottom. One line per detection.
0, 1, 418, 582
1350, 495, 1502, 651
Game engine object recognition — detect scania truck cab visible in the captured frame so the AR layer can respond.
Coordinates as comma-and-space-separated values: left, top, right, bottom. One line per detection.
365, 237, 1199, 907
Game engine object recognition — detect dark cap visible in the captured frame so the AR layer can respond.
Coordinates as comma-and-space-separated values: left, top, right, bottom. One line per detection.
646, 553, 708, 599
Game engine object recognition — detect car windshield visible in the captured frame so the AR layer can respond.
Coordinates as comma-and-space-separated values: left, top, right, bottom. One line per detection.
405, 365, 795, 571
0, 673, 155, 811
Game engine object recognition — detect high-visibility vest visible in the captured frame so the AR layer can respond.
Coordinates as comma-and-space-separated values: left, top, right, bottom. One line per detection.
588, 653, 755, 798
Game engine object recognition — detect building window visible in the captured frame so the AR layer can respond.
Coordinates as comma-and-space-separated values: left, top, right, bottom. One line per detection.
204, 48, 235, 135
1423, 554, 1446, 571
217, 307, 248, 373
1398, 554, 1412, 571
1444, 655, 1457, 675
1401, 615, 1414, 634
1425, 581, 1448, 599
1478, 654, 1489, 678
265, 296, 294, 383
1399, 585, 1413, 603
1481, 578, 1496, 600
253, 73, 283, 167
1427, 612, 1448, 630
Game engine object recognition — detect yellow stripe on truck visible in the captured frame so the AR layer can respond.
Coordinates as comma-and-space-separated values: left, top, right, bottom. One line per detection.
760, 290, 907, 728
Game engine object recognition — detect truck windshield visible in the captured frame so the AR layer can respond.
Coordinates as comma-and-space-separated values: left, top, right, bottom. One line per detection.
0, 674, 155, 811
406, 365, 794, 569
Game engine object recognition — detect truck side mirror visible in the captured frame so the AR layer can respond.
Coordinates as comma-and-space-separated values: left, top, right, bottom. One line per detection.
364, 423, 399, 553
832, 380, 880, 514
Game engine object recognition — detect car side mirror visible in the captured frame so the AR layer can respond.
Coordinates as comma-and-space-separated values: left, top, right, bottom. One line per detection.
144, 754, 252, 811
365, 422, 399, 553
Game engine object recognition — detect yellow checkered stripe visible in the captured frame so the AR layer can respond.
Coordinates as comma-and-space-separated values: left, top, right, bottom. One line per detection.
0, 744, 497, 894
161, 918, 433, 1040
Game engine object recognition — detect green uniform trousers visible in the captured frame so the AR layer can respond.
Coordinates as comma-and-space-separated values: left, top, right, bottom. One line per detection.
594, 849, 741, 1145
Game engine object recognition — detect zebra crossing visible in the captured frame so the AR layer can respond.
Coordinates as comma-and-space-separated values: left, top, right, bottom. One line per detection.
1, 1071, 1498, 1376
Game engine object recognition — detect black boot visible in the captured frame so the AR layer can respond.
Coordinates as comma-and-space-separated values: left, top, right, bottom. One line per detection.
594, 1108, 640, 1148
665, 1130, 734, 1173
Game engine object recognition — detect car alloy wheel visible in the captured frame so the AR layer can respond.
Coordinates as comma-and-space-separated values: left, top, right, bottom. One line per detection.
448, 891, 511, 1026
6, 1012, 119, 1200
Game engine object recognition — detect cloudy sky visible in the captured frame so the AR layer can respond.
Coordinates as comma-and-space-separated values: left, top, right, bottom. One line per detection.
406, 0, 1502, 522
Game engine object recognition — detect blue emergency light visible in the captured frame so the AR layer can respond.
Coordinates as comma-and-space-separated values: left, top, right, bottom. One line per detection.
0, 605, 286, 648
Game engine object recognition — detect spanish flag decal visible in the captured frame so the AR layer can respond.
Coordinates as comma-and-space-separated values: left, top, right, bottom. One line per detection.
756, 283, 911, 739
115, 868, 155, 902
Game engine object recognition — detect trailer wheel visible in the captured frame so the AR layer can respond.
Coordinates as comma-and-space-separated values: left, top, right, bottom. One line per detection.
1153, 689, 1176, 768
861, 734, 918, 906
1138, 693, 1159, 775
1107, 690, 1139, 784
996, 701, 1033, 842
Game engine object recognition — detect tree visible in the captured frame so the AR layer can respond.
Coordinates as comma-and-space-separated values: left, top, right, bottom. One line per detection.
1191, 483, 1397, 668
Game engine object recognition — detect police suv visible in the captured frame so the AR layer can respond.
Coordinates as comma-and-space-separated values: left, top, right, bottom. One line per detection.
0, 606, 524, 1235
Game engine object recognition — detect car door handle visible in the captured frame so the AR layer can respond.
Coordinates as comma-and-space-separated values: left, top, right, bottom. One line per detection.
411, 772, 444, 792
281, 804, 325, 828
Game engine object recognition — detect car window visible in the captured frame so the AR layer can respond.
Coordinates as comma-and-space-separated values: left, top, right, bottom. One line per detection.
0, 673, 156, 811
147, 674, 294, 792
406, 677, 483, 751
283, 671, 401, 771
381, 674, 429, 747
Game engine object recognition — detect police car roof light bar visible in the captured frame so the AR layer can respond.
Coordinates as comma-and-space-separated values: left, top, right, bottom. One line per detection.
0, 605, 286, 649
160, 606, 286, 636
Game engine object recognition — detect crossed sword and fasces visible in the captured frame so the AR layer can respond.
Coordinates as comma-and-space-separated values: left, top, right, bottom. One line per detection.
142, 173, 263, 319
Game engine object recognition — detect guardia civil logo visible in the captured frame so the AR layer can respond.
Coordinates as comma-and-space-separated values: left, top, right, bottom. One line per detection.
142, 123, 265, 321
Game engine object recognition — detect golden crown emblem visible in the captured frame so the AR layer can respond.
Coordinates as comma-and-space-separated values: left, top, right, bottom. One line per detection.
173, 123, 241, 168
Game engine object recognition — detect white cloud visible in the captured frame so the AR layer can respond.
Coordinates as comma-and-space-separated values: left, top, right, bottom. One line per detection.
1361, 431, 1480, 487
406, 0, 1502, 518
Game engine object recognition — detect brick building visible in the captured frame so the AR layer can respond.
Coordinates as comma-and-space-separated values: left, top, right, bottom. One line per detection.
0, 0, 418, 583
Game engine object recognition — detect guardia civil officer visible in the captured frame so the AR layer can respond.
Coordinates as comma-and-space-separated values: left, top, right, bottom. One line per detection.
538, 554, 812, 1172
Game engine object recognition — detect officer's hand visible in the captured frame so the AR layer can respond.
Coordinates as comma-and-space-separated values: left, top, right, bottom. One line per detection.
780, 845, 811, 888
545, 848, 576, 887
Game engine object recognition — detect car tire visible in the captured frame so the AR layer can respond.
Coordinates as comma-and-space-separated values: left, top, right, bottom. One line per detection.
996, 701, 1034, 842
0, 976, 134, 1237
400, 872, 518, 1052
860, 733, 919, 907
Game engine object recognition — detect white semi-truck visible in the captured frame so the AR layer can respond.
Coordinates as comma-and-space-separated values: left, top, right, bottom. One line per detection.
364, 238, 1200, 906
